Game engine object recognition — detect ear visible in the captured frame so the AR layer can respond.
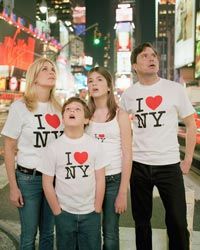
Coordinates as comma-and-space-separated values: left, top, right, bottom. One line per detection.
132, 63, 137, 72
84, 118, 89, 125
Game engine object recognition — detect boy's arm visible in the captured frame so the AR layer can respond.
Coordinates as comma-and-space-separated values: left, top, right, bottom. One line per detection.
94, 167, 105, 213
42, 174, 62, 215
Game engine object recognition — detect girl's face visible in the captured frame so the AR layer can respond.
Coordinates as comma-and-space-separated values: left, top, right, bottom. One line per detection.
35, 61, 56, 88
87, 72, 110, 98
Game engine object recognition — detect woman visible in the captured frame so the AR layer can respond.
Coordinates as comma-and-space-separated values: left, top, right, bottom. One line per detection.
1, 57, 63, 249
86, 66, 132, 250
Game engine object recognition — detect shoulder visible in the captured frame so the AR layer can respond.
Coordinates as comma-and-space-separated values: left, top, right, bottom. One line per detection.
9, 99, 27, 115
161, 78, 184, 90
117, 108, 129, 120
10, 99, 26, 109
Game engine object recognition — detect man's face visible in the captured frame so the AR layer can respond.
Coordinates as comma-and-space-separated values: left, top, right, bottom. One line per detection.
133, 47, 159, 76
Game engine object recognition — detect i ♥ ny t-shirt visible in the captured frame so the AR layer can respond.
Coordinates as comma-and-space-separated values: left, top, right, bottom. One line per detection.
1, 99, 63, 169
38, 133, 108, 214
120, 78, 195, 165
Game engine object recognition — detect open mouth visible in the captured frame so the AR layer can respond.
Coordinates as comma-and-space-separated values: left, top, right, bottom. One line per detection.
69, 114, 75, 119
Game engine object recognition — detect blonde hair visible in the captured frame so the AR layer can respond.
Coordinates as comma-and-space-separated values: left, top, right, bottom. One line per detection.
23, 57, 61, 112
87, 66, 118, 122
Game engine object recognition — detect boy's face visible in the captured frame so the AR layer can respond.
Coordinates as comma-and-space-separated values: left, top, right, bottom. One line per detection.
62, 101, 89, 128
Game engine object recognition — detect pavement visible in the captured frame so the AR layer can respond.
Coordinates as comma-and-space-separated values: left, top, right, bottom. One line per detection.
0, 162, 200, 249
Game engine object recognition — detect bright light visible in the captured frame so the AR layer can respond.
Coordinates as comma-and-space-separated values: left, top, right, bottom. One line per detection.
39, 0, 47, 14
93, 38, 100, 45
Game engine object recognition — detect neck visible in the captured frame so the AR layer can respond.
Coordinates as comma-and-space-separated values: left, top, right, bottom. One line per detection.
93, 95, 107, 109
137, 74, 160, 85
36, 86, 51, 102
64, 127, 84, 139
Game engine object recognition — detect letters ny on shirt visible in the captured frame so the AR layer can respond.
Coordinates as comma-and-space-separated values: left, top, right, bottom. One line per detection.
65, 151, 89, 179
135, 96, 166, 128
33, 113, 63, 147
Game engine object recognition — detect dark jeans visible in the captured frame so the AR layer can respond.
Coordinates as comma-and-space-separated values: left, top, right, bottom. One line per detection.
130, 161, 189, 250
16, 170, 54, 250
102, 173, 121, 250
55, 210, 101, 250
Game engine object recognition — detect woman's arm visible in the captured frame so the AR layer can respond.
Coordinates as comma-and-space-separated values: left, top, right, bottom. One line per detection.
4, 136, 24, 207
115, 109, 132, 214
42, 174, 62, 215
94, 167, 105, 213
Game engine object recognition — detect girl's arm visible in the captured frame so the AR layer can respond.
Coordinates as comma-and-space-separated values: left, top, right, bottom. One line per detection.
4, 136, 24, 207
115, 108, 132, 214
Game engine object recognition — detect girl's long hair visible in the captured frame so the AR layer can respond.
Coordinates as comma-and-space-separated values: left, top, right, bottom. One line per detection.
23, 57, 61, 112
87, 66, 118, 122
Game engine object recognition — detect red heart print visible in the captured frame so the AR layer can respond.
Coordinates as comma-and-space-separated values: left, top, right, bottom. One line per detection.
45, 114, 60, 129
98, 134, 105, 138
145, 96, 162, 110
74, 152, 88, 164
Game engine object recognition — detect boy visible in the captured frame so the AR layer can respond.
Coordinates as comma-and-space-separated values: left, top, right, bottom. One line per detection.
38, 97, 107, 250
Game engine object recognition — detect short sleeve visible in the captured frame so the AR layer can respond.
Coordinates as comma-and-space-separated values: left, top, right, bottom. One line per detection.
37, 146, 56, 176
1, 101, 23, 139
177, 86, 195, 119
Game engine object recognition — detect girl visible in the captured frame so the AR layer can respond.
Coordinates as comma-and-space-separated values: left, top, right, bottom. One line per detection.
86, 66, 132, 250
2, 58, 63, 249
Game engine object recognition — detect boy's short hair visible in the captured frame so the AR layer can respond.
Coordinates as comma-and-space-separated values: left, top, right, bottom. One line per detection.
62, 97, 91, 120
130, 42, 158, 65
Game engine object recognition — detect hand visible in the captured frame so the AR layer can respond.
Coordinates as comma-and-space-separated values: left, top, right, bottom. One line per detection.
180, 158, 192, 174
94, 204, 102, 213
54, 209, 62, 216
114, 192, 127, 214
10, 187, 24, 208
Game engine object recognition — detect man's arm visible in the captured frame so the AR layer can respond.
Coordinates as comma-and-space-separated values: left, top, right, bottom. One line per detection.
180, 114, 197, 174
42, 174, 61, 215
94, 168, 105, 213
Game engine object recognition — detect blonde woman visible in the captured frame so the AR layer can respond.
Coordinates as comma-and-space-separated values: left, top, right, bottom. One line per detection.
86, 66, 132, 250
1, 58, 63, 249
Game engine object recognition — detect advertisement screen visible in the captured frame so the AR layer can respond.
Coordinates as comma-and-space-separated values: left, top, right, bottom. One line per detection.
174, 0, 195, 68
0, 19, 44, 76
195, 12, 200, 79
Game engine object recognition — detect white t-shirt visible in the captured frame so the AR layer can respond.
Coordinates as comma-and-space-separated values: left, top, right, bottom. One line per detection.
120, 78, 195, 165
86, 117, 122, 176
1, 99, 63, 169
38, 133, 108, 214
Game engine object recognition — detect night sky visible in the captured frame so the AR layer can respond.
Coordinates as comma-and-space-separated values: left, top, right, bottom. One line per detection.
85, 0, 118, 70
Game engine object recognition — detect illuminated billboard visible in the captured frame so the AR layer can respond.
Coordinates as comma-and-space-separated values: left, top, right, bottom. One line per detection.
195, 11, 200, 79
116, 4, 133, 22
174, 0, 195, 68
0, 19, 43, 74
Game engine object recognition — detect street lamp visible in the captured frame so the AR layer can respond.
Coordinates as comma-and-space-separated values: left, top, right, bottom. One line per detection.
39, 0, 57, 24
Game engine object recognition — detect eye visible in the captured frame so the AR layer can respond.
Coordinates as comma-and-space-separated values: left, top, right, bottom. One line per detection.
65, 107, 70, 112
76, 108, 81, 111
41, 66, 48, 71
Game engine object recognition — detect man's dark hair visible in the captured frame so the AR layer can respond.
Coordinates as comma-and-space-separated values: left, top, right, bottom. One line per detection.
130, 42, 158, 65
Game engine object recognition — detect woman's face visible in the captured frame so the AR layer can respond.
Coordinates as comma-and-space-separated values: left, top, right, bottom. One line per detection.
87, 71, 110, 98
35, 61, 56, 88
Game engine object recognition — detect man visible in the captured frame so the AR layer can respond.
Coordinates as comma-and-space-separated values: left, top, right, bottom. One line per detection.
120, 42, 197, 250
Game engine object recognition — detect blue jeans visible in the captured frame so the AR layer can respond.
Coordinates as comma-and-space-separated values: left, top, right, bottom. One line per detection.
102, 173, 121, 250
16, 170, 54, 250
55, 210, 101, 250
130, 161, 189, 250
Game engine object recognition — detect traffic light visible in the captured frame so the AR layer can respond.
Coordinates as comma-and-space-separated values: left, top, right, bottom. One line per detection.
93, 26, 101, 45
